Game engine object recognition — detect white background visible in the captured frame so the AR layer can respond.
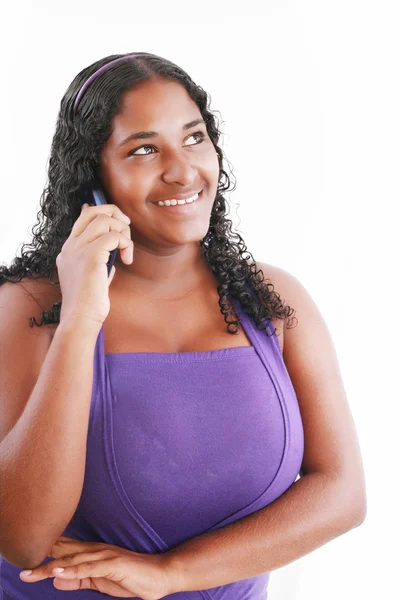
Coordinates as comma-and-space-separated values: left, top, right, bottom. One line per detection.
0, 1, 398, 598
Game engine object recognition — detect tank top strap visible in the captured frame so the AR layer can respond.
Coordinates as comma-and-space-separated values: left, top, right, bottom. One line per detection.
229, 279, 283, 368
88, 325, 109, 425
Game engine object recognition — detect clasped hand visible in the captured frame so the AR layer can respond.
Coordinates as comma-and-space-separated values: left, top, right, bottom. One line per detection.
19, 536, 177, 599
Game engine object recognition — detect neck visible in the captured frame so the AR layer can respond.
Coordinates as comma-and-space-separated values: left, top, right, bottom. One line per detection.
112, 241, 214, 302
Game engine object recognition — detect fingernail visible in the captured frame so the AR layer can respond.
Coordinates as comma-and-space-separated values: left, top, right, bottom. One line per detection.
54, 568, 64, 573
21, 570, 32, 576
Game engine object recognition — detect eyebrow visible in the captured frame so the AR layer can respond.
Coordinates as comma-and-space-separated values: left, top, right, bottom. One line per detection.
117, 118, 206, 147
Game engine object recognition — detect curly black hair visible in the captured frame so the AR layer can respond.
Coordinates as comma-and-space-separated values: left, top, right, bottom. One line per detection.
0, 51, 296, 337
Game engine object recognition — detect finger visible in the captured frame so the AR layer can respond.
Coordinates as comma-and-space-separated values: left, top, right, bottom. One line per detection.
52, 557, 121, 582
20, 550, 114, 582
72, 204, 130, 238
51, 537, 106, 557
55, 535, 108, 546
91, 230, 134, 265
78, 214, 131, 247
52, 576, 84, 591
53, 574, 120, 595
81, 202, 131, 226
50, 543, 85, 559
49, 539, 90, 559
74, 215, 133, 265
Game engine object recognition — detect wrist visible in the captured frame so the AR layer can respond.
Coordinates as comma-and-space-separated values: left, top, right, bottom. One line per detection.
162, 552, 186, 595
57, 317, 102, 338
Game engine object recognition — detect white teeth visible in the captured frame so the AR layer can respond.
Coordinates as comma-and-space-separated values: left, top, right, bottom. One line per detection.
157, 192, 199, 207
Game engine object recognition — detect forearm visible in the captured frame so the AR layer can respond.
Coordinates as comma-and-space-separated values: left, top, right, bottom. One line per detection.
165, 472, 365, 592
0, 320, 100, 567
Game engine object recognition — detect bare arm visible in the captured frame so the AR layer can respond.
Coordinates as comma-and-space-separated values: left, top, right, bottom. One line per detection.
0, 283, 101, 568
166, 471, 364, 592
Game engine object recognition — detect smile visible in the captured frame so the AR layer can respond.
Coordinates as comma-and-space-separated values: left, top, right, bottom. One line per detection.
154, 192, 199, 206
151, 191, 203, 214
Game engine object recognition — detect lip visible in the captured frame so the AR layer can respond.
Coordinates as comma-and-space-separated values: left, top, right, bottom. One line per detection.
150, 190, 203, 214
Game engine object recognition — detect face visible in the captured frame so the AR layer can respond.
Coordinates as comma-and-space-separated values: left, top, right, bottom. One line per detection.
99, 77, 220, 251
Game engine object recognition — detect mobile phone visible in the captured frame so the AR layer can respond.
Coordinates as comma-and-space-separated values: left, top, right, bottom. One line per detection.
84, 185, 118, 276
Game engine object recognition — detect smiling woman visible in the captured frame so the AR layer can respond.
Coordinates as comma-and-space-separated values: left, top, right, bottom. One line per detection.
97, 75, 222, 256
0, 51, 365, 600
0, 51, 294, 332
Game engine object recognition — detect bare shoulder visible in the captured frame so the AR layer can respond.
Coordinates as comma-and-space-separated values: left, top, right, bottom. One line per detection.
255, 260, 300, 305
256, 259, 331, 354
256, 259, 330, 339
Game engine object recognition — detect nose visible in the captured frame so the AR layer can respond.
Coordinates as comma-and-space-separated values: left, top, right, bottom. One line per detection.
161, 149, 198, 187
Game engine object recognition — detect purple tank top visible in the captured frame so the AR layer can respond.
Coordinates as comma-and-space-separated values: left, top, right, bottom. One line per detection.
1, 293, 304, 599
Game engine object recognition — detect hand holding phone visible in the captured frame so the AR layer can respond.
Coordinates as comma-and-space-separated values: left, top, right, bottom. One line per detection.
55, 190, 133, 328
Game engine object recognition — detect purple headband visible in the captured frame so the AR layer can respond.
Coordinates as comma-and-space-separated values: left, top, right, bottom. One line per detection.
73, 54, 140, 113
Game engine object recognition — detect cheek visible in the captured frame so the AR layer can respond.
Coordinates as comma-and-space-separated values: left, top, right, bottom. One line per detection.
105, 165, 149, 203
203, 151, 220, 184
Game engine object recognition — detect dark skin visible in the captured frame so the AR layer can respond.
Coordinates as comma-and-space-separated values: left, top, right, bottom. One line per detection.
98, 76, 262, 354
18, 77, 365, 592
30, 77, 258, 354
100, 76, 220, 299
19, 258, 366, 592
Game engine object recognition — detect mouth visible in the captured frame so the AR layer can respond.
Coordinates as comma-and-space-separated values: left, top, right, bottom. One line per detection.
150, 190, 203, 214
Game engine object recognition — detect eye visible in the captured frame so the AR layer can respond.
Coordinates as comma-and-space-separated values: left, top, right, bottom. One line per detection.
127, 131, 206, 157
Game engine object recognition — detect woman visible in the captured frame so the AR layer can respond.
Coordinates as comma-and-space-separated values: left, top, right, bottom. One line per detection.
0, 52, 366, 599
